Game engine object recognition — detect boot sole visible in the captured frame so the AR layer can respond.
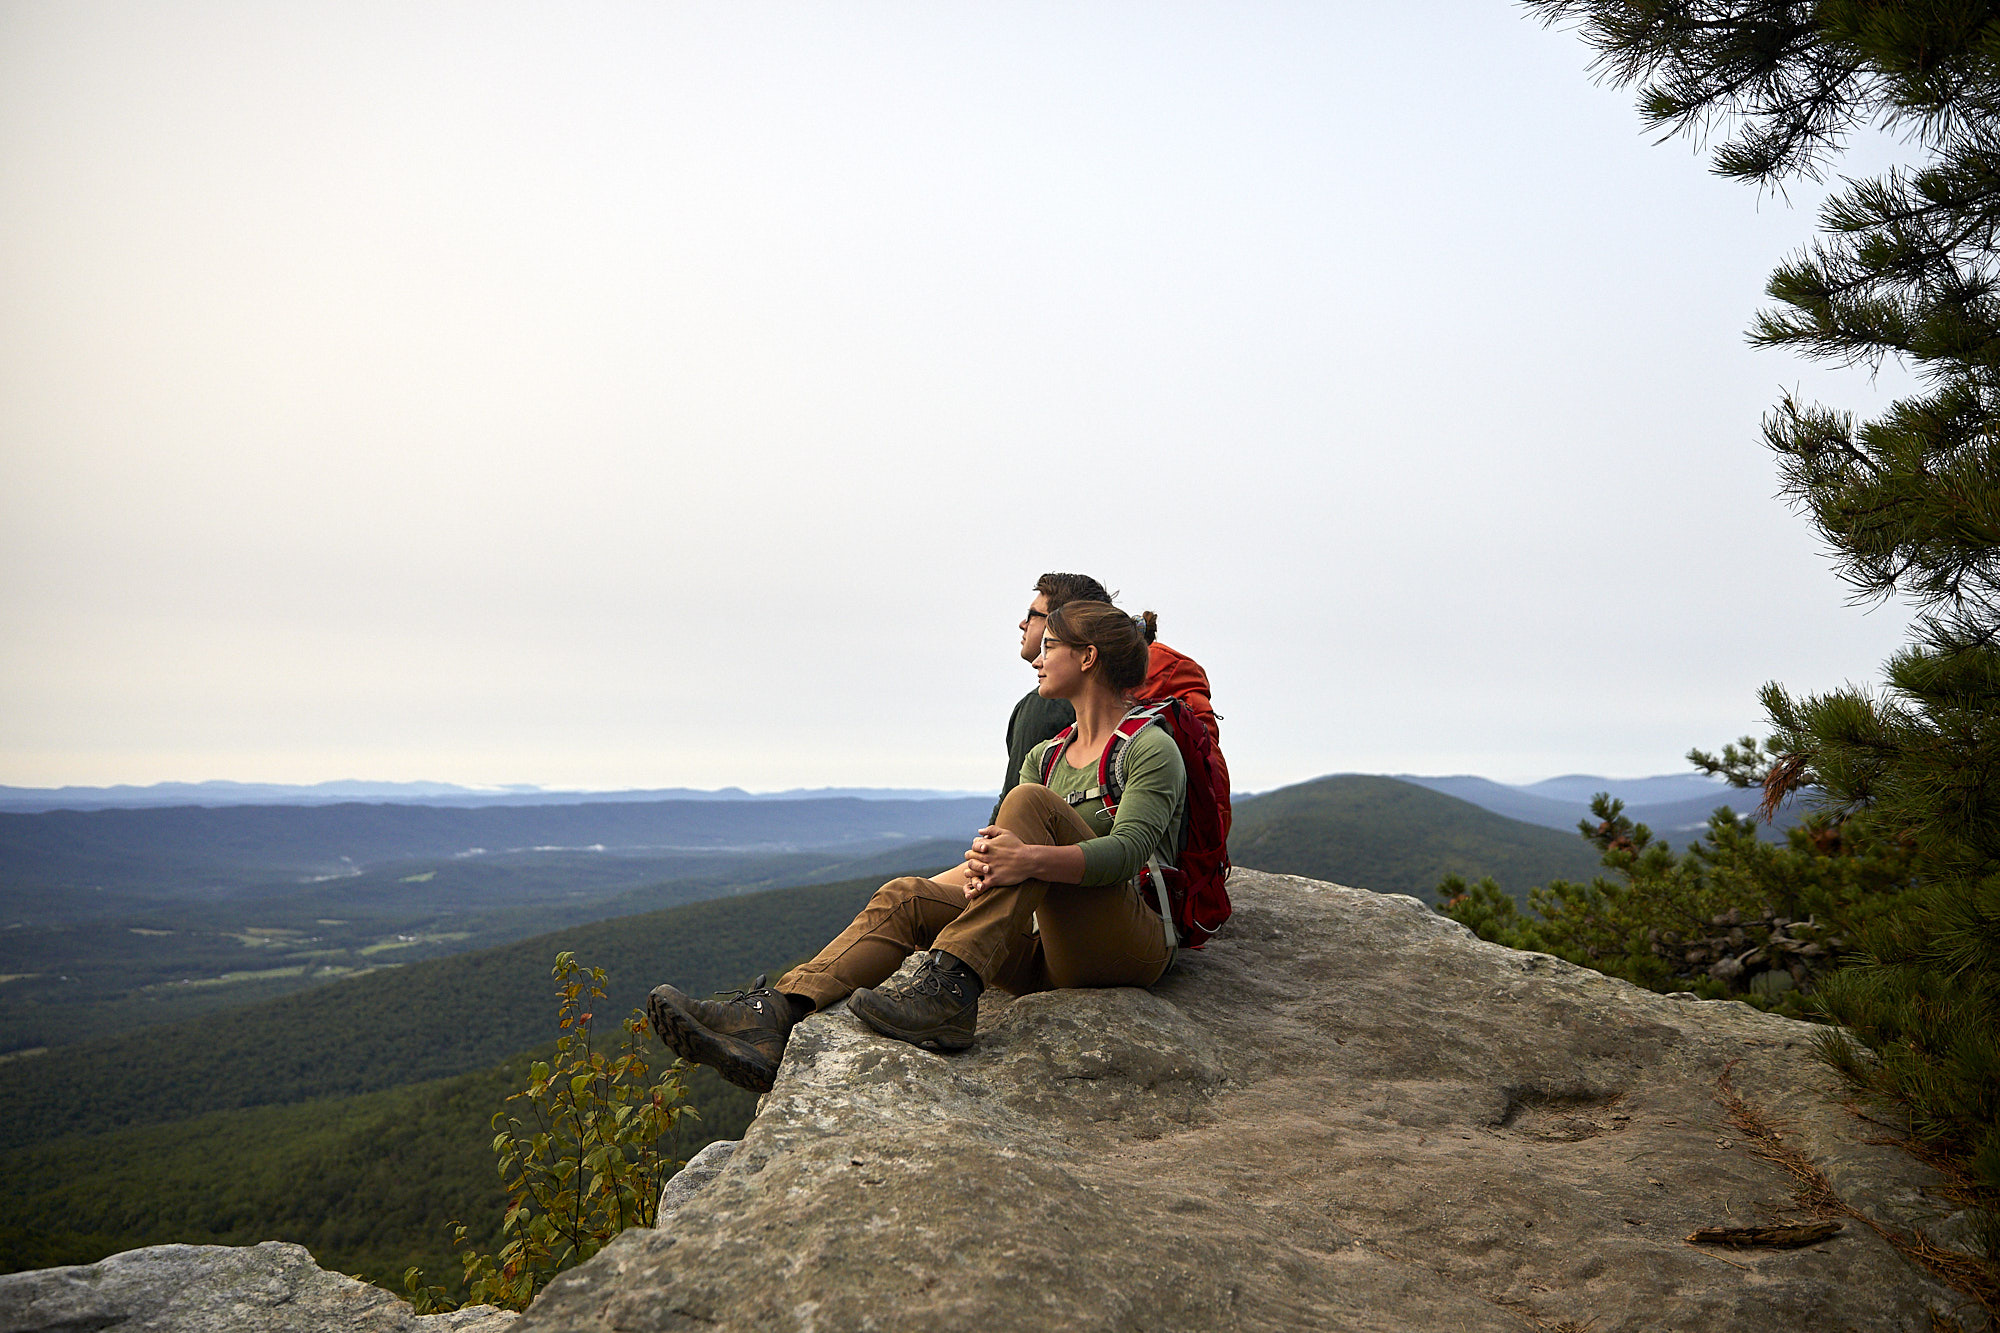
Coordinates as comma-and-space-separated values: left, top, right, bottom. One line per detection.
647, 985, 780, 1094
849, 987, 976, 1052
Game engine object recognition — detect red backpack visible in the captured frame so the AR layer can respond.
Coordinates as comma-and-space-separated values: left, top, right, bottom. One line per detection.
1039, 697, 1233, 950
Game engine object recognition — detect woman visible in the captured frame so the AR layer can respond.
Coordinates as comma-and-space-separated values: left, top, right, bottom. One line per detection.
646, 600, 1186, 1093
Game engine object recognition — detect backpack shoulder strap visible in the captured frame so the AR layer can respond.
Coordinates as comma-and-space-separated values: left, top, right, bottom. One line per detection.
1101, 703, 1169, 815
1038, 724, 1078, 788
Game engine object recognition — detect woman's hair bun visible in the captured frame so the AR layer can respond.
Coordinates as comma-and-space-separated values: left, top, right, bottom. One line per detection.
1045, 600, 1152, 691
1134, 611, 1159, 643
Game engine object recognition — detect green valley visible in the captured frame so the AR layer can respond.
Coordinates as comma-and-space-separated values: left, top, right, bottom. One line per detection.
0, 838, 964, 1053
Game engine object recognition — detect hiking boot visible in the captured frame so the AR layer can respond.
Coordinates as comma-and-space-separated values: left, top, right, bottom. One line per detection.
849, 951, 982, 1052
647, 973, 798, 1094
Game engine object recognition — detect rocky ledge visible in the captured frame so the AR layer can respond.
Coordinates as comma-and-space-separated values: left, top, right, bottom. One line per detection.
521, 870, 1981, 1333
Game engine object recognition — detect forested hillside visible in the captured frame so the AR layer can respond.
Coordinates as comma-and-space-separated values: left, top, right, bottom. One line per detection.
1229, 775, 1604, 902
2, 866, 944, 1281
0, 1055, 756, 1284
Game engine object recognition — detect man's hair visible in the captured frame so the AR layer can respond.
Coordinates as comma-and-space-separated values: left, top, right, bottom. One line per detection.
1035, 572, 1113, 611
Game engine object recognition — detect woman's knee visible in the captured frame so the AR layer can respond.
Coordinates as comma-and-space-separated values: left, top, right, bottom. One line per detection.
997, 782, 1066, 826
998, 783, 1094, 844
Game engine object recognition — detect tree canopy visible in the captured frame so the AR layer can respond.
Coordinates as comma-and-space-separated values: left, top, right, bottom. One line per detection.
1528, 0, 2000, 1267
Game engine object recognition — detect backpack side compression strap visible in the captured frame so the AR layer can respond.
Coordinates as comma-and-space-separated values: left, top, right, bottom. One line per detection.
1145, 856, 1179, 957
1110, 707, 1183, 956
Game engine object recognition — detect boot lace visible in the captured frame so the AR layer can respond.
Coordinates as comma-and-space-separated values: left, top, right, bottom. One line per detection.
888, 957, 965, 1001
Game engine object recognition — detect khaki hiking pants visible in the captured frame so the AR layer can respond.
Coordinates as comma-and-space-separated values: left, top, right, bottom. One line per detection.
778, 783, 1173, 1011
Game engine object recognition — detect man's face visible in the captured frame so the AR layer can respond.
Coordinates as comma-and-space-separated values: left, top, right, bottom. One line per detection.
1018, 593, 1051, 663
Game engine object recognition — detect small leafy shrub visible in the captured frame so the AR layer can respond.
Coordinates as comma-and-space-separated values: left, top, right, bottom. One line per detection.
1438, 791, 1917, 1018
405, 952, 693, 1312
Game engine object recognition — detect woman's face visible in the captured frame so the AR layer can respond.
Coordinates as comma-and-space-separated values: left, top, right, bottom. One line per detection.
1034, 634, 1091, 699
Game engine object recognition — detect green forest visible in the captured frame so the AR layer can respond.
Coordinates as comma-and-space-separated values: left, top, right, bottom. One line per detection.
0, 870, 905, 1283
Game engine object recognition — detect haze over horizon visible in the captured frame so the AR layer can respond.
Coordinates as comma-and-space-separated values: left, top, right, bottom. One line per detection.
3, 2, 1918, 795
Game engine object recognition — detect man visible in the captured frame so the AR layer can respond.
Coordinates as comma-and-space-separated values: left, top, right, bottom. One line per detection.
993, 572, 1112, 821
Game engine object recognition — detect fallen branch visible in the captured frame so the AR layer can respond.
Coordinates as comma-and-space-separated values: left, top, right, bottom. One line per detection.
1681, 1241, 1752, 1271
1688, 1221, 1843, 1248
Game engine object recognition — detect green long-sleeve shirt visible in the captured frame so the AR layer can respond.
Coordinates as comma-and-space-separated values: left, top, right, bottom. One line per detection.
1022, 721, 1186, 886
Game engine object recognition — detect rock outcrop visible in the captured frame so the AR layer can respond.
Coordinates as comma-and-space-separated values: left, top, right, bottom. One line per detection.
0, 1240, 515, 1333
658, 1138, 738, 1225
520, 870, 1980, 1332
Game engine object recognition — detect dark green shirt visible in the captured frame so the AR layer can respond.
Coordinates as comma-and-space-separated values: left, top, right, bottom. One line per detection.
994, 688, 1075, 822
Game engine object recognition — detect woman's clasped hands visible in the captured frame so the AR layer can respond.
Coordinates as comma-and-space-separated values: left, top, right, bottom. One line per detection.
962, 825, 1035, 899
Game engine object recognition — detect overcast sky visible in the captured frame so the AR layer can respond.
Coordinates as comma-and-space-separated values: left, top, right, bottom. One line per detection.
1, 2, 1920, 794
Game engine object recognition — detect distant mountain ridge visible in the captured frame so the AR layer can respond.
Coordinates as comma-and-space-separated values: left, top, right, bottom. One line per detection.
0, 796, 992, 909
0, 781, 990, 814
1512, 773, 1733, 804
1392, 772, 1796, 837
2, 772, 1777, 824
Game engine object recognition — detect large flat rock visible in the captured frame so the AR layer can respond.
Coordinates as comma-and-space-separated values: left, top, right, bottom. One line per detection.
520, 870, 1978, 1332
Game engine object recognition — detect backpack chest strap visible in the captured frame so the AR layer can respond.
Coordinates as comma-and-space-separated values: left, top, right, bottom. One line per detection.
1041, 705, 1166, 813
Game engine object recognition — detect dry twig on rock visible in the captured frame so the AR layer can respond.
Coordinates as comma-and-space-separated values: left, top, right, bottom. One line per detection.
1688, 1221, 1844, 1248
